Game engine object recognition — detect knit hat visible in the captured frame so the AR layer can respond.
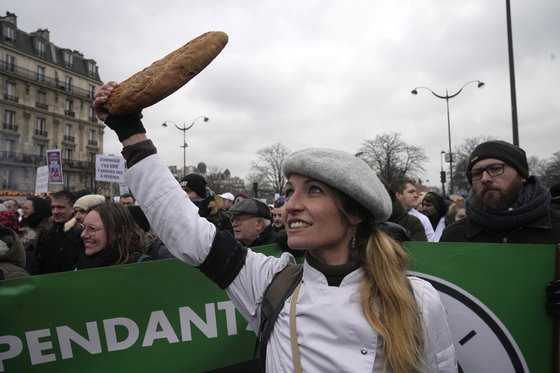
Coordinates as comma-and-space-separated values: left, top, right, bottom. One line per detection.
467, 140, 529, 183
282, 148, 392, 222
422, 192, 447, 218
0, 210, 19, 233
73, 194, 106, 211
127, 205, 150, 232
228, 198, 271, 219
180, 174, 207, 199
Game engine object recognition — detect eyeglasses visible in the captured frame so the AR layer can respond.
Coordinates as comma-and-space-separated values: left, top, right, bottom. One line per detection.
82, 225, 104, 235
469, 163, 507, 181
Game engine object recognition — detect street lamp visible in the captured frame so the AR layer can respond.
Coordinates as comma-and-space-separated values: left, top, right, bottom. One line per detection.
440, 150, 446, 198
411, 80, 485, 195
162, 116, 209, 178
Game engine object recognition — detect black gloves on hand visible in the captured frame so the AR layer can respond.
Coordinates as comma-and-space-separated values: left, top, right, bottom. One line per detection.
105, 112, 146, 142
546, 279, 560, 317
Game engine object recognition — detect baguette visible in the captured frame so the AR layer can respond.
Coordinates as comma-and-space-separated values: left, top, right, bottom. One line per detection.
104, 31, 228, 115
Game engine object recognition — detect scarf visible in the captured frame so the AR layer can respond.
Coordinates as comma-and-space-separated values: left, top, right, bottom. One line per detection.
75, 244, 120, 270
466, 176, 551, 230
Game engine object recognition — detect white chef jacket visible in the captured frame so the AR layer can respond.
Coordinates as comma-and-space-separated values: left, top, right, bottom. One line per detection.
127, 153, 457, 372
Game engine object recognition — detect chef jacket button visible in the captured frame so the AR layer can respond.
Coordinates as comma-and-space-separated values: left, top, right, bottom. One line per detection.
360, 348, 368, 355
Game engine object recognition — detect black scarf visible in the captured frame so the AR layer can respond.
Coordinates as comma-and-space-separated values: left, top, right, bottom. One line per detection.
466, 176, 551, 230
76, 244, 120, 270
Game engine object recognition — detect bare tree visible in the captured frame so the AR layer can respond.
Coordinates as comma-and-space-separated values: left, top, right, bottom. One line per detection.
542, 151, 560, 187
250, 143, 291, 195
358, 133, 428, 186
451, 135, 494, 194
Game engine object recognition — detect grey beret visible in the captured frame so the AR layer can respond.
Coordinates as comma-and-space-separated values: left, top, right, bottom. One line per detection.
282, 148, 392, 222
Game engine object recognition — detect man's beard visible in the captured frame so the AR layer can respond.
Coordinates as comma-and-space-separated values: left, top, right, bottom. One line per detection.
474, 178, 524, 213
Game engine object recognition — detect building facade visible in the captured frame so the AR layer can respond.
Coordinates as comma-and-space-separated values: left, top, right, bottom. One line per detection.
0, 12, 104, 196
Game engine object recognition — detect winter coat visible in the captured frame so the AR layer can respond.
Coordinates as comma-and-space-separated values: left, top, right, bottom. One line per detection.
35, 218, 84, 274
441, 208, 560, 244
389, 199, 427, 241
0, 225, 30, 280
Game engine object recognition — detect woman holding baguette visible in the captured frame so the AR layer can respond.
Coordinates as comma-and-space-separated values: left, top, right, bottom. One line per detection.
94, 81, 456, 372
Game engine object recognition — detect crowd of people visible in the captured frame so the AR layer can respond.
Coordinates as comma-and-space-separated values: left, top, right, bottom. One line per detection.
1, 81, 559, 370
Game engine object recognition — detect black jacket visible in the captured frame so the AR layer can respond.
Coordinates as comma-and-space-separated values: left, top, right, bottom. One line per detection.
441, 208, 560, 244
36, 218, 84, 273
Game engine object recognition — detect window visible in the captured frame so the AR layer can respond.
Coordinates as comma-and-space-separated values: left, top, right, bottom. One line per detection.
64, 76, 72, 91
36, 90, 48, 110
88, 84, 95, 98
63, 148, 73, 160
4, 81, 17, 102
87, 60, 96, 76
64, 123, 73, 137
88, 129, 97, 146
36, 143, 46, 157
89, 107, 97, 122
89, 152, 97, 163
34, 39, 46, 58
63, 51, 73, 67
65, 99, 74, 117
5, 54, 15, 72
36, 117, 47, 136
3, 110, 16, 131
37, 65, 46, 82
2, 25, 15, 42
3, 139, 16, 153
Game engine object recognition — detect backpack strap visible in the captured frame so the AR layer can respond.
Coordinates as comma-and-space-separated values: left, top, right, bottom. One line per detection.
256, 264, 303, 371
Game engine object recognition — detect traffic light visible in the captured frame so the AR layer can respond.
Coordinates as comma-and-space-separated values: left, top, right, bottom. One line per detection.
440, 171, 446, 184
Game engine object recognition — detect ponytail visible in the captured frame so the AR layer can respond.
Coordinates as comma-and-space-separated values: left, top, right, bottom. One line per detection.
358, 225, 424, 373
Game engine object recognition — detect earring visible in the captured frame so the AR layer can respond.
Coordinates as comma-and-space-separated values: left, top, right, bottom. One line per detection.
350, 232, 356, 250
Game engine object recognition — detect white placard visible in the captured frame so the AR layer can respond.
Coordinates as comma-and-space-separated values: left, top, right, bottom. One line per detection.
35, 165, 49, 194
95, 154, 126, 183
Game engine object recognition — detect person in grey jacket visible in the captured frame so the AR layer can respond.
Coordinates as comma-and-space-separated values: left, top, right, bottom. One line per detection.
93, 81, 456, 372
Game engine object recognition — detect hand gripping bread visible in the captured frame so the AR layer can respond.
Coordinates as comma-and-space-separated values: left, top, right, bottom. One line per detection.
104, 31, 228, 115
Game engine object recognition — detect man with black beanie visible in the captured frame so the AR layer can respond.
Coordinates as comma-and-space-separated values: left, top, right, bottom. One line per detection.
440, 140, 560, 319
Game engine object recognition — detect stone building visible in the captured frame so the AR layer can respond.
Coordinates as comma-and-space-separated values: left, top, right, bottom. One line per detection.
0, 12, 104, 196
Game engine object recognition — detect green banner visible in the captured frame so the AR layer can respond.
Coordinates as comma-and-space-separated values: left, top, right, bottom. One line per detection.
0, 242, 556, 372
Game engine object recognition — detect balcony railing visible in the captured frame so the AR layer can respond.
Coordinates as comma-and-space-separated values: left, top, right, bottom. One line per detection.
3, 94, 18, 102
0, 60, 97, 100
35, 129, 48, 137
2, 123, 18, 131
88, 140, 98, 146
36, 102, 49, 110
0, 150, 95, 170
63, 135, 75, 142
64, 110, 75, 117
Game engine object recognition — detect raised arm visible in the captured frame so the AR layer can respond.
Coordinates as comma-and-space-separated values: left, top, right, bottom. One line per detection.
92, 83, 248, 288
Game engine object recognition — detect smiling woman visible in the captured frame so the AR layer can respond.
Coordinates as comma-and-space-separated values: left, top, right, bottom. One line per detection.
76, 203, 147, 270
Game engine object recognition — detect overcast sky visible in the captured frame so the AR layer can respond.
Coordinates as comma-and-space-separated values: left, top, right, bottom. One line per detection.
3, 0, 559, 190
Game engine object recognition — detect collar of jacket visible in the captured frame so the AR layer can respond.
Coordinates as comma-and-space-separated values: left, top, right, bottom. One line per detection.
466, 209, 553, 239
63, 217, 78, 232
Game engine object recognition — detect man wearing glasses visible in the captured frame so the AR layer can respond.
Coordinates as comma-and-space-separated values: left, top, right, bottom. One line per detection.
441, 140, 559, 244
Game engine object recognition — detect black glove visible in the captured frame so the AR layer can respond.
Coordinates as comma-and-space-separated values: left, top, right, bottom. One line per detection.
546, 279, 560, 317
105, 112, 146, 142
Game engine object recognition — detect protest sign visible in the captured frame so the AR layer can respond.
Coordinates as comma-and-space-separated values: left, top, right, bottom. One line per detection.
95, 155, 125, 183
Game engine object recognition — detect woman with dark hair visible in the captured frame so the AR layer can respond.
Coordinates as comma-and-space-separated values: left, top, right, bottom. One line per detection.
76, 202, 148, 269
93, 81, 456, 372
19, 196, 51, 274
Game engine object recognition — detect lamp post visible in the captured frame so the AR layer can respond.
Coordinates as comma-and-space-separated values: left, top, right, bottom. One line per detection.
162, 116, 209, 178
440, 150, 446, 198
411, 80, 485, 195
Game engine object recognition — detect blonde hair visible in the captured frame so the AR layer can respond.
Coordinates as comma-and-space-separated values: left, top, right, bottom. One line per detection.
341, 194, 424, 372
359, 228, 423, 372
